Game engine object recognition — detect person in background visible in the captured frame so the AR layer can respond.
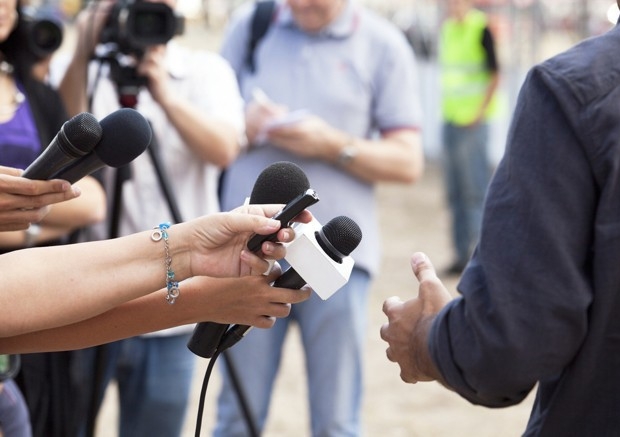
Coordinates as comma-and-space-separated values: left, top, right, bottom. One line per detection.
57, 0, 246, 434
0, 0, 106, 435
381, 1, 620, 433
215, 0, 424, 435
438, 0, 500, 275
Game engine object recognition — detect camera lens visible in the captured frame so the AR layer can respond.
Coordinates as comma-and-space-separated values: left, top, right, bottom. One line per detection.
134, 11, 167, 39
30, 19, 63, 53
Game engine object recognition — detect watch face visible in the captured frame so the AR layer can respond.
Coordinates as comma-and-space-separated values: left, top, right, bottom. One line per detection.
338, 145, 358, 165
0, 354, 21, 381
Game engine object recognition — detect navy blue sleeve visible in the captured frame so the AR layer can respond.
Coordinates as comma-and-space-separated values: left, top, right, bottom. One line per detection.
428, 63, 596, 407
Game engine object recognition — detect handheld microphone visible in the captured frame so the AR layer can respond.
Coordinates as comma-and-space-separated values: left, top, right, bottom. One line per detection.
187, 161, 317, 359
22, 112, 102, 180
216, 215, 362, 353
52, 108, 152, 184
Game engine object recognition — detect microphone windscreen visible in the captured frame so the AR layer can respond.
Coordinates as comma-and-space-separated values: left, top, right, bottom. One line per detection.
62, 112, 103, 156
96, 108, 152, 167
321, 216, 362, 257
249, 161, 310, 204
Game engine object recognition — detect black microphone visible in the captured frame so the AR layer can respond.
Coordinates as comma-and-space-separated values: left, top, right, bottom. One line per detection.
52, 108, 152, 184
216, 215, 362, 353
22, 112, 102, 180
187, 161, 315, 359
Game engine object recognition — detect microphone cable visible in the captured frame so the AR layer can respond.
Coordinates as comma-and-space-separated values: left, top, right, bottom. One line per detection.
193, 349, 220, 437
193, 349, 260, 437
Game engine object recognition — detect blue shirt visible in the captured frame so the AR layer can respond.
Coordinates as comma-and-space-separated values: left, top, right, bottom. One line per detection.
219, 0, 421, 275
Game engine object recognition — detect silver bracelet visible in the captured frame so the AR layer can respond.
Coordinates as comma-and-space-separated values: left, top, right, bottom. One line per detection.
151, 222, 180, 304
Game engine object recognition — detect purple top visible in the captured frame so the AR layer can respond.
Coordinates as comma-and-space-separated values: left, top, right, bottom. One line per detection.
0, 82, 42, 170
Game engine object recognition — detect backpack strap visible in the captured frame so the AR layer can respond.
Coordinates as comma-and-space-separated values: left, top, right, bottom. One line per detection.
245, 0, 276, 73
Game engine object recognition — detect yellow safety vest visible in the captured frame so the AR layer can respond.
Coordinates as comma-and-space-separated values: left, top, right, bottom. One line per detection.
440, 9, 497, 125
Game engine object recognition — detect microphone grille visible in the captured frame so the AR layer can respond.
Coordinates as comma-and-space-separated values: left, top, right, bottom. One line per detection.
97, 108, 152, 167
322, 216, 362, 257
250, 161, 310, 204
63, 112, 103, 155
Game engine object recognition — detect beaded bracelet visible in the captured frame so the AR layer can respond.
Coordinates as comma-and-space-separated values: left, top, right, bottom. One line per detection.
151, 222, 180, 304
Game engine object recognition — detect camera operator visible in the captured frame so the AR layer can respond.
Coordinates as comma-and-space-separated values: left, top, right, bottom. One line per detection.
0, 0, 108, 436
57, 0, 246, 435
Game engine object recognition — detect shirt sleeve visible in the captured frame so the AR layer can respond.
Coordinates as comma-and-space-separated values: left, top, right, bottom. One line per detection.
429, 64, 595, 407
372, 25, 422, 133
482, 26, 499, 72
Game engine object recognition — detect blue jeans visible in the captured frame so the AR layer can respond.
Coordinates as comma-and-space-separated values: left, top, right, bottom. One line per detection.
214, 268, 371, 437
0, 379, 32, 437
75, 334, 196, 437
442, 122, 492, 265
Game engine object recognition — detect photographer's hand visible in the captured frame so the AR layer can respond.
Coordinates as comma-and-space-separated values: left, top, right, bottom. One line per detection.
137, 45, 171, 106
59, 0, 114, 116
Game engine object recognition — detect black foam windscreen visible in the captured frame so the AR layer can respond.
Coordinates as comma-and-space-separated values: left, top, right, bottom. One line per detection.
249, 161, 310, 204
97, 108, 152, 166
318, 215, 362, 260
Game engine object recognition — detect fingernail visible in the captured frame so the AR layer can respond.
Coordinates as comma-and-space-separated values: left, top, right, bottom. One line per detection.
412, 252, 427, 267
262, 242, 274, 255
72, 186, 82, 196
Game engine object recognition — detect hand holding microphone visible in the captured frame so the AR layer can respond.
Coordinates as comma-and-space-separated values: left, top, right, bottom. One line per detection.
187, 161, 318, 359
216, 215, 362, 353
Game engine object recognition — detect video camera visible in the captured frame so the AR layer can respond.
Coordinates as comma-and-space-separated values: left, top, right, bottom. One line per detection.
100, 0, 184, 56
95, 0, 184, 106
19, 5, 64, 60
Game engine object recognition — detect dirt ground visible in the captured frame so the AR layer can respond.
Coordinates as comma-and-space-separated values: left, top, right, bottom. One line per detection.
96, 163, 536, 436
90, 16, 542, 437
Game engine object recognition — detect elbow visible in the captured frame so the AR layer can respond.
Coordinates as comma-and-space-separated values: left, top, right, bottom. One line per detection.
218, 143, 241, 168
202, 135, 242, 168
87, 203, 107, 225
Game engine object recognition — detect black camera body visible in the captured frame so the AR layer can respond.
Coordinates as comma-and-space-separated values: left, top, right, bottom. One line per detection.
96, 0, 184, 106
101, 0, 184, 56
20, 5, 64, 60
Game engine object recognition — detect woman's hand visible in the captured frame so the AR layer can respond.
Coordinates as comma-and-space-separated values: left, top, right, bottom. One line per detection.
180, 204, 312, 279
183, 266, 312, 328
0, 166, 81, 231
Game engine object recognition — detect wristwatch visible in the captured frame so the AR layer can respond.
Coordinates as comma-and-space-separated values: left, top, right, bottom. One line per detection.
337, 142, 359, 166
24, 224, 41, 248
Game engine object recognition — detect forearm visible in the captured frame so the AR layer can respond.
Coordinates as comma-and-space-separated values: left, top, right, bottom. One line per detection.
160, 97, 240, 167
58, 55, 90, 117
331, 129, 424, 184
0, 289, 186, 353
0, 272, 305, 353
477, 72, 500, 122
0, 226, 191, 338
